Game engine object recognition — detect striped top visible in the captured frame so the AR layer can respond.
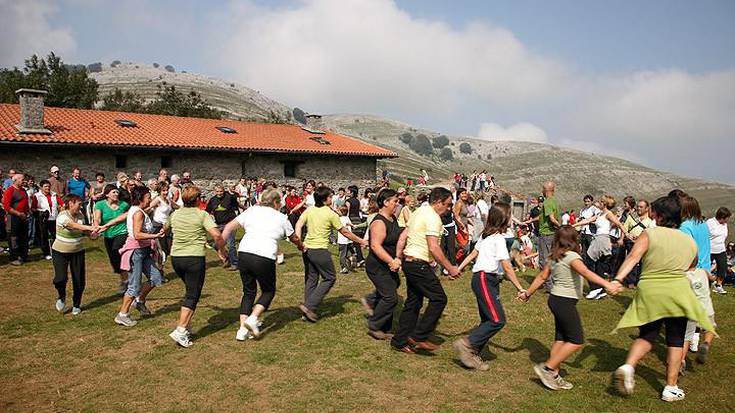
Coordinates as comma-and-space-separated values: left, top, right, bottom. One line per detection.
52, 211, 85, 253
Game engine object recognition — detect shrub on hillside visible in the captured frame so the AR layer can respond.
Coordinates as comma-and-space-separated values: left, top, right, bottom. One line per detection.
293, 107, 307, 124
87, 62, 103, 73
459, 142, 472, 154
111, 60, 121, 67
399, 132, 414, 145
440, 147, 454, 161
409, 134, 433, 156
432, 135, 449, 148
164, 65, 175, 73
487, 153, 492, 160
153, 63, 160, 68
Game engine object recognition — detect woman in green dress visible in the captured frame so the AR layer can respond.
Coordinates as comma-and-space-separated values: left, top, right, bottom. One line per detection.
612, 196, 715, 402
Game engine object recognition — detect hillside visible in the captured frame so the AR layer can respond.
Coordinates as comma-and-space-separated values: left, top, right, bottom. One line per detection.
90, 63, 734, 216
89, 62, 292, 122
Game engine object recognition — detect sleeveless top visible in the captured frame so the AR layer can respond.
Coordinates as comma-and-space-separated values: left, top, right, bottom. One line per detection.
126, 205, 153, 236
366, 213, 402, 274
347, 197, 361, 219
152, 196, 173, 224
594, 212, 611, 235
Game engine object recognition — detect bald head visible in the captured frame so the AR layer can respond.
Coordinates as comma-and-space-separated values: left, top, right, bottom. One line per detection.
12, 173, 24, 187
543, 181, 555, 196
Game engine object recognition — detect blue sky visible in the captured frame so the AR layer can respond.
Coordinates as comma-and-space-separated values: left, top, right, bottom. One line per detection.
1, 0, 734, 183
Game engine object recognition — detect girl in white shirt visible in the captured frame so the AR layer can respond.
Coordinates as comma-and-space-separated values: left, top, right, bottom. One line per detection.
708, 207, 732, 292
453, 202, 526, 370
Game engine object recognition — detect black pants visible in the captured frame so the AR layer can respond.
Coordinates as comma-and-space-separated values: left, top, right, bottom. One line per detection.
365, 265, 400, 332
548, 295, 584, 344
588, 254, 612, 291
36, 213, 55, 256
639, 317, 687, 347
151, 222, 172, 256
580, 233, 594, 269
6, 215, 29, 262
238, 252, 277, 315
52, 249, 86, 308
712, 252, 728, 281
104, 234, 127, 274
442, 226, 457, 265
623, 239, 641, 285
391, 260, 447, 348
468, 272, 506, 350
338, 243, 354, 269
302, 249, 337, 311
172, 256, 206, 311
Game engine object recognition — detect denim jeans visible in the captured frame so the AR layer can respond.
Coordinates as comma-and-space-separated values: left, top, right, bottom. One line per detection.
217, 224, 238, 266
125, 248, 163, 297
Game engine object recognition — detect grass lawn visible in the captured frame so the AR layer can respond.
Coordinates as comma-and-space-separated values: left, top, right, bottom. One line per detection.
1, 240, 733, 412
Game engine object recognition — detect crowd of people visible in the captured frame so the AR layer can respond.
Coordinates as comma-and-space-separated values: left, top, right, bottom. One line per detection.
2, 163, 733, 402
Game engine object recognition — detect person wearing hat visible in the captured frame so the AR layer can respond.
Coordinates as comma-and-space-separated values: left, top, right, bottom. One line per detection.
48, 166, 67, 196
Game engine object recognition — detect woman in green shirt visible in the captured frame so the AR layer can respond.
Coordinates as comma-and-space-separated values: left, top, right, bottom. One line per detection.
93, 184, 130, 294
167, 185, 226, 348
53, 194, 100, 315
612, 196, 716, 402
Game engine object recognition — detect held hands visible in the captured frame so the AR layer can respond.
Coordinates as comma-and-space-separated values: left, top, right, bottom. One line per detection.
359, 239, 369, 248
606, 280, 624, 295
516, 290, 530, 303
447, 265, 461, 280
388, 258, 401, 272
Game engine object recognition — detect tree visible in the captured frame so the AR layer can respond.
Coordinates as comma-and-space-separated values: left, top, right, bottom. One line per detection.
432, 135, 449, 148
293, 107, 307, 124
0, 53, 98, 108
459, 142, 472, 154
100, 88, 145, 113
440, 147, 454, 161
399, 132, 414, 145
409, 134, 433, 156
144, 85, 221, 119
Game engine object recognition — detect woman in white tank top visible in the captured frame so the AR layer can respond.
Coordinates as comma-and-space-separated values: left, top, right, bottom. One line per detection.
147, 181, 173, 256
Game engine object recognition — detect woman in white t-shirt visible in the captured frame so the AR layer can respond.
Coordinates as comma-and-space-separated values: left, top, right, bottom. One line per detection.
453, 202, 527, 370
707, 207, 732, 292
221, 189, 305, 340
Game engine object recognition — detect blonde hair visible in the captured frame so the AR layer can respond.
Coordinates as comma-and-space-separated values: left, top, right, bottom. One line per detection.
600, 195, 616, 210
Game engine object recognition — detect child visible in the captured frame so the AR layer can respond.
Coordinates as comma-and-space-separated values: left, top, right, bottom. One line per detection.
681, 261, 716, 372
337, 205, 353, 274
521, 225, 620, 390
453, 202, 527, 370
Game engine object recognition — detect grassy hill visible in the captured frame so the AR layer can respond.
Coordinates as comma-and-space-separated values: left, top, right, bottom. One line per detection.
89, 64, 735, 218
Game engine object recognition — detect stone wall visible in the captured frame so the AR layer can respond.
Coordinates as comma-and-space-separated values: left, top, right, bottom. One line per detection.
0, 144, 380, 194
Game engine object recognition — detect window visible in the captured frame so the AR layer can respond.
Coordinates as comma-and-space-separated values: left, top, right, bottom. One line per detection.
115, 119, 137, 128
283, 161, 297, 178
115, 155, 127, 169
161, 156, 173, 168
216, 126, 237, 134
309, 136, 330, 145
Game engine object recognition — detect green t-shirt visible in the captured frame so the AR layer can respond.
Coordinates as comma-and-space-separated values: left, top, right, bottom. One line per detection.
538, 196, 560, 236
95, 200, 130, 238
168, 207, 217, 257
299, 206, 343, 249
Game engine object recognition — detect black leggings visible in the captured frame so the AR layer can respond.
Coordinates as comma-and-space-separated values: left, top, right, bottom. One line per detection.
712, 252, 728, 281
172, 256, 206, 311
104, 234, 127, 274
548, 295, 584, 344
52, 249, 86, 308
238, 252, 277, 315
638, 317, 687, 347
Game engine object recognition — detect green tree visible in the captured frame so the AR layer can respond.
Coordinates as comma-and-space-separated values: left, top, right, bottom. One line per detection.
399, 132, 414, 144
432, 135, 449, 148
293, 107, 307, 124
145, 85, 221, 119
440, 147, 454, 160
459, 142, 472, 154
409, 134, 433, 156
100, 88, 146, 113
0, 52, 98, 108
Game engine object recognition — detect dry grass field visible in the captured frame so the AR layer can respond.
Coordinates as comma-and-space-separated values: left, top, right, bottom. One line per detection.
1, 240, 733, 412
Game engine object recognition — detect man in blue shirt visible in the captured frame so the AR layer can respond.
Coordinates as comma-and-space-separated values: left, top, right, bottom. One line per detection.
2, 168, 16, 189
67, 167, 91, 223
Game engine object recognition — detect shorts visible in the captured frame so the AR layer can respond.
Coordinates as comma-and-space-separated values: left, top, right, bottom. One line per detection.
547, 294, 584, 345
639, 317, 687, 347
684, 315, 716, 341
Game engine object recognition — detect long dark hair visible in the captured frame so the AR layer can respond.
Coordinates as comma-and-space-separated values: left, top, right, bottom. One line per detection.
482, 202, 510, 238
550, 225, 580, 262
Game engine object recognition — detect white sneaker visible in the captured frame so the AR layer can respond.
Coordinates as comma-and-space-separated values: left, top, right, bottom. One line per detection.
689, 332, 700, 352
661, 385, 685, 402
244, 315, 260, 338
45, 255, 52, 260
169, 328, 193, 348
713, 284, 727, 294
236, 327, 251, 341
594, 291, 607, 300
276, 253, 285, 264
71, 307, 82, 315
55, 299, 65, 312
114, 313, 137, 327
586, 288, 603, 299
614, 364, 635, 396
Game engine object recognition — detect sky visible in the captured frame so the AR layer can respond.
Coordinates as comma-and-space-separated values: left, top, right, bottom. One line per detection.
1, 0, 734, 183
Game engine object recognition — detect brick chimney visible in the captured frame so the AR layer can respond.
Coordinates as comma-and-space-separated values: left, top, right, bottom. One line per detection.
304, 114, 323, 132
15, 88, 52, 134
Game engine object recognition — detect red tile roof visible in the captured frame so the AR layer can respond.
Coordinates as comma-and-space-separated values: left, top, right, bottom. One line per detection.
0, 104, 397, 158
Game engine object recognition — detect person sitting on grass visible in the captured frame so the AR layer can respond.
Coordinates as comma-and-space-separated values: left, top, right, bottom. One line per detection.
520, 225, 621, 390
452, 202, 527, 370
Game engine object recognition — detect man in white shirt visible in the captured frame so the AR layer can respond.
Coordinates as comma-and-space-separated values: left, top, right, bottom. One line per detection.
578, 195, 600, 268
708, 207, 731, 294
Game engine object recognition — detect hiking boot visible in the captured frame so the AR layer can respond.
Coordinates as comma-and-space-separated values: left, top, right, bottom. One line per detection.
453, 338, 489, 371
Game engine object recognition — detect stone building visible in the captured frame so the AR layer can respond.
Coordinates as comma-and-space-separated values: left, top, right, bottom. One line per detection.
0, 89, 396, 191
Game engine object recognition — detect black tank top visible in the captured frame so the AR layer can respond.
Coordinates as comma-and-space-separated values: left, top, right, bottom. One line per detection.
347, 197, 361, 218
366, 213, 402, 274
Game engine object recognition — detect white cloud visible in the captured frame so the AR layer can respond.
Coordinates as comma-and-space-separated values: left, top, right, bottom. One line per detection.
0, 0, 76, 67
477, 122, 548, 143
